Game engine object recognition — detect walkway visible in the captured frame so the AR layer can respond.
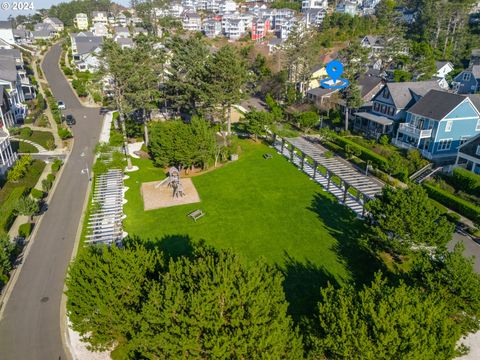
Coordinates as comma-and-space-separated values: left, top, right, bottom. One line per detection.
11, 137, 47, 152
273, 135, 384, 216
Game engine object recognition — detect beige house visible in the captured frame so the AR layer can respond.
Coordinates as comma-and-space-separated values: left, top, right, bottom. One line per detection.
74, 13, 89, 30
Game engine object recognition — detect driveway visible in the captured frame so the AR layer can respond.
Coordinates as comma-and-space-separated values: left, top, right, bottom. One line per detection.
0, 43, 103, 360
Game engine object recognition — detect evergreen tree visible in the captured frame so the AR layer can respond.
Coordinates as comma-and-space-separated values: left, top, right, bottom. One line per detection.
65, 240, 163, 351
14, 196, 39, 222
344, 81, 363, 131
131, 247, 303, 359
366, 185, 454, 255
308, 273, 462, 360
245, 110, 273, 140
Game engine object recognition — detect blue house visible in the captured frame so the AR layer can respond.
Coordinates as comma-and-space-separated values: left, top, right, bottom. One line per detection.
393, 90, 480, 163
452, 65, 480, 94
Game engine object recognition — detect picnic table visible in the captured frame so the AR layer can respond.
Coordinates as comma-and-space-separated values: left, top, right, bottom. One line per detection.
188, 209, 205, 222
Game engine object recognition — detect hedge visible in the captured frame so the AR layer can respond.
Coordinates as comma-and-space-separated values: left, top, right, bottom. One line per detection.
424, 183, 480, 223
18, 222, 33, 238
330, 134, 389, 170
450, 167, 480, 197
30, 188, 45, 200
0, 186, 28, 232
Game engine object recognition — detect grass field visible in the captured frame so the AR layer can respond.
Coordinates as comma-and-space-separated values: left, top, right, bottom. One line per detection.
19, 130, 55, 149
123, 140, 378, 318
11, 141, 38, 154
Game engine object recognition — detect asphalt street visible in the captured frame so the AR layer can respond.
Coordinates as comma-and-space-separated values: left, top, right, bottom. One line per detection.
0, 43, 103, 360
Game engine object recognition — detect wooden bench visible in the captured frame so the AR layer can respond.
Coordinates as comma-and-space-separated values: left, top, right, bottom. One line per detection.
188, 209, 205, 222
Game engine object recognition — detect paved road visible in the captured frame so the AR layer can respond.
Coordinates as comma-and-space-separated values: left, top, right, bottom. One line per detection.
449, 231, 480, 273
0, 43, 103, 360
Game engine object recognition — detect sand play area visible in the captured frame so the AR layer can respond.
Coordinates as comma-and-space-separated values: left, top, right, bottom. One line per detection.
141, 178, 201, 210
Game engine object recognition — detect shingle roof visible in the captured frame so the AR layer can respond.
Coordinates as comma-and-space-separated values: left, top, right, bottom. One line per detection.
0, 21, 12, 29
75, 36, 103, 55
0, 55, 18, 82
408, 90, 467, 120
467, 94, 480, 113
382, 80, 442, 109
358, 74, 383, 99
46, 17, 63, 25
0, 48, 21, 61
472, 65, 480, 78
435, 61, 451, 70
458, 133, 480, 159
306, 87, 337, 97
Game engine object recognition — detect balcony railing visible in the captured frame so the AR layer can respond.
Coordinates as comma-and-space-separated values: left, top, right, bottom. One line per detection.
398, 123, 432, 138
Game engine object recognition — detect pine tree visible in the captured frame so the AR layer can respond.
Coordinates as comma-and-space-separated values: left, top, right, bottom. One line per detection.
131, 247, 303, 359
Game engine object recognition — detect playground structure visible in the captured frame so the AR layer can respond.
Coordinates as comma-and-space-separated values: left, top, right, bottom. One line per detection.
155, 167, 186, 198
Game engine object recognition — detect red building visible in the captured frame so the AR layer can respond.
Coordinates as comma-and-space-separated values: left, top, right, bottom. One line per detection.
251, 18, 270, 41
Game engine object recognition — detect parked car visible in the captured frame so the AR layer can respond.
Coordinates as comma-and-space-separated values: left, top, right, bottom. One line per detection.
65, 114, 76, 126
57, 101, 66, 110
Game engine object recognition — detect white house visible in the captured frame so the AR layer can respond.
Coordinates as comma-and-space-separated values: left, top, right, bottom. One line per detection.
301, 0, 327, 11
182, 11, 202, 31
435, 61, 454, 79
74, 13, 89, 30
92, 22, 109, 37
92, 11, 108, 25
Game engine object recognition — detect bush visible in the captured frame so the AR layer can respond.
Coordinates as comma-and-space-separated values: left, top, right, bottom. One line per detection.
445, 212, 461, 224
30, 188, 45, 200
62, 66, 73, 76
58, 127, 73, 140
51, 159, 63, 173
0, 186, 28, 232
7, 155, 32, 182
8, 127, 20, 136
18, 222, 32, 238
109, 130, 124, 147
20, 127, 33, 138
42, 178, 52, 192
36, 93, 46, 111
47, 173, 55, 183
450, 167, 480, 197
424, 183, 480, 222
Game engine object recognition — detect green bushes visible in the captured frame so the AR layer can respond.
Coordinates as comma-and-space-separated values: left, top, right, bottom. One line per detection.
18, 223, 33, 238
51, 159, 63, 173
30, 188, 45, 200
62, 66, 73, 76
20, 127, 33, 138
71, 79, 88, 97
449, 168, 480, 197
36, 93, 46, 111
424, 183, 480, 222
0, 186, 28, 232
7, 155, 32, 182
330, 133, 389, 170
58, 127, 73, 140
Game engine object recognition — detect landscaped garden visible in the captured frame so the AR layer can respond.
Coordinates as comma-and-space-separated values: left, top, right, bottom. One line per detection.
124, 139, 378, 317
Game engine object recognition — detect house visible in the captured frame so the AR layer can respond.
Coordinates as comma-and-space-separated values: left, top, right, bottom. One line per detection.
203, 18, 222, 38
223, 18, 246, 39
92, 22, 109, 37
33, 23, 56, 40
182, 11, 202, 31
470, 49, 480, 66
43, 17, 64, 32
352, 80, 441, 137
361, 35, 387, 54
303, 8, 327, 27
455, 134, 480, 174
393, 90, 480, 162
306, 87, 339, 108
0, 49, 35, 101
116, 13, 128, 27
301, 0, 327, 11
0, 55, 27, 123
13, 28, 32, 44
92, 11, 109, 25
362, 0, 381, 15
113, 26, 130, 38
115, 37, 134, 49
267, 37, 283, 53
0, 101, 17, 175
435, 61, 454, 78
219, 0, 237, 14
452, 65, 480, 94
132, 27, 148, 36
0, 21, 15, 45
74, 13, 89, 30
336, 1, 358, 16
251, 17, 270, 41
71, 35, 103, 72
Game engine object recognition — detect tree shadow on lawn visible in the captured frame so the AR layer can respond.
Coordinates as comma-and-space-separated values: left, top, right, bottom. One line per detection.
307, 192, 385, 288
128, 234, 196, 261
281, 252, 338, 322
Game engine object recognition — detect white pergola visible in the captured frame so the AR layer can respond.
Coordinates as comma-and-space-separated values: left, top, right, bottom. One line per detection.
273, 134, 384, 216
85, 169, 125, 245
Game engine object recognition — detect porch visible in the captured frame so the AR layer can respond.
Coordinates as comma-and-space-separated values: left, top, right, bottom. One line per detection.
353, 112, 393, 139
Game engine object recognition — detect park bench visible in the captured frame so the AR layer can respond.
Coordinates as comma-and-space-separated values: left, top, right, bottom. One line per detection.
188, 209, 205, 222
263, 153, 273, 159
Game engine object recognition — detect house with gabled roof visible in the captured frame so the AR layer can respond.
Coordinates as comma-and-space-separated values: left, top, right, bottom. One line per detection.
393, 90, 480, 162
452, 65, 480, 94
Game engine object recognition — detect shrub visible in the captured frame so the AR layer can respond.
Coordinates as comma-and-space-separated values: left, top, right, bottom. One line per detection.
379, 135, 389, 145
20, 127, 33, 138
18, 223, 32, 238
44, 88, 52, 98
30, 188, 45, 200
7, 155, 32, 182
8, 127, 20, 136
109, 130, 124, 147
58, 127, 73, 140
62, 66, 73, 76
424, 183, 480, 222
36, 93, 46, 111
51, 159, 63, 173
450, 167, 480, 197
445, 212, 461, 224
47, 173, 55, 183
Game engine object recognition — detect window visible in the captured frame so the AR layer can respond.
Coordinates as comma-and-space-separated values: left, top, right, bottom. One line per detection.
460, 136, 470, 147
383, 88, 390, 98
445, 120, 453, 132
389, 107, 394, 116
438, 139, 452, 151
463, 72, 471, 81
476, 145, 480, 156
381, 105, 386, 113
476, 119, 480, 131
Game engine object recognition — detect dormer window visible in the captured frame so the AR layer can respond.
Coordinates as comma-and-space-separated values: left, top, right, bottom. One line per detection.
383, 88, 390, 98
463, 72, 471, 81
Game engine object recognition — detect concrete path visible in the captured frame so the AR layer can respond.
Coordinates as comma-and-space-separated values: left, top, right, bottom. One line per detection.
0, 43, 103, 360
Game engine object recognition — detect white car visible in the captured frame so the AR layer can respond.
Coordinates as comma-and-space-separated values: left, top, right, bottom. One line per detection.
57, 101, 66, 110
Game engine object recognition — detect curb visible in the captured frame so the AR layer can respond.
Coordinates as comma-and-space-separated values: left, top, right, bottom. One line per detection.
0, 141, 73, 321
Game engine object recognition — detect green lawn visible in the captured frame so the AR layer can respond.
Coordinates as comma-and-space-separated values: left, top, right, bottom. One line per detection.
19, 130, 55, 149
11, 140, 38, 154
123, 140, 378, 318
